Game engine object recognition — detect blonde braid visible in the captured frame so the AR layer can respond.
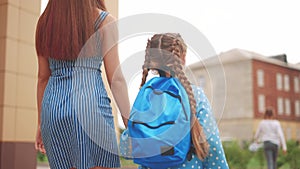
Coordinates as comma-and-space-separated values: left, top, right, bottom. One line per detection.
141, 33, 209, 159
140, 68, 149, 89
170, 37, 209, 160
140, 39, 152, 88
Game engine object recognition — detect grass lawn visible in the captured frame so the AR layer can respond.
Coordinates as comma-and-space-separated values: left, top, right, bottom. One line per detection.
38, 152, 294, 169
247, 157, 290, 169
121, 156, 293, 169
120, 157, 138, 168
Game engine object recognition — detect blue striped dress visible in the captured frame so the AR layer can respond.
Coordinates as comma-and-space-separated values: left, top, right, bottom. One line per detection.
41, 11, 121, 169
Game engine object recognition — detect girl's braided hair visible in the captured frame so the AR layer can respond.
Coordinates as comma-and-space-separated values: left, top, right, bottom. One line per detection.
140, 33, 209, 160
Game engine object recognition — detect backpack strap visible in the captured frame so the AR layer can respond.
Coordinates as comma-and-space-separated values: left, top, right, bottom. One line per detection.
187, 145, 196, 161
94, 11, 109, 31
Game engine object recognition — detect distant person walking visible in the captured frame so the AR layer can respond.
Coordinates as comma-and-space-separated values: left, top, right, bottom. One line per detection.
254, 108, 287, 169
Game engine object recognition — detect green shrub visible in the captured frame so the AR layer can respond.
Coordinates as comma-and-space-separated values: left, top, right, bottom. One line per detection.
277, 150, 286, 168
120, 157, 138, 167
248, 140, 300, 169
36, 152, 48, 163
283, 140, 300, 169
223, 140, 252, 169
252, 147, 265, 169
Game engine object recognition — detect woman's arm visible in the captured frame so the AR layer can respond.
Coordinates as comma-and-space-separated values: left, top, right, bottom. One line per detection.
277, 121, 287, 153
37, 56, 51, 124
36, 56, 51, 153
101, 14, 130, 128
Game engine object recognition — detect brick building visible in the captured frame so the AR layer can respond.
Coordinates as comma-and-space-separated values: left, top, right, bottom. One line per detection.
189, 48, 300, 141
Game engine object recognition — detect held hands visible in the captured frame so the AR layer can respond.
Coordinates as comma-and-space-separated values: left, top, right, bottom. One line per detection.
282, 150, 287, 155
35, 126, 46, 154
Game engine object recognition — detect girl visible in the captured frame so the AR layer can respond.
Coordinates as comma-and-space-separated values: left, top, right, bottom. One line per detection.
137, 33, 229, 169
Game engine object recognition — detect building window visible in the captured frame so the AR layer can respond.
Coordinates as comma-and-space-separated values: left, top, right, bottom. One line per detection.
285, 99, 291, 115
257, 69, 264, 87
295, 100, 300, 117
258, 94, 265, 113
294, 77, 300, 93
199, 75, 206, 88
277, 97, 284, 115
276, 73, 283, 90
284, 75, 290, 91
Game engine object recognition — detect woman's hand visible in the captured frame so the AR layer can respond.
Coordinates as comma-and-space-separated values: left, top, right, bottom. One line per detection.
282, 150, 287, 155
35, 126, 46, 154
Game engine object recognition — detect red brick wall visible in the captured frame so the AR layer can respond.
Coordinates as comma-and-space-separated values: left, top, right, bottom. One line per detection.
252, 59, 300, 121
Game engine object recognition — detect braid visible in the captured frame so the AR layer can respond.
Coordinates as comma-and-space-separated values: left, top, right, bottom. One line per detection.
171, 39, 182, 58
141, 33, 209, 159
171, 44, 209, 160
140, 39, 152, 88
140, 68, 149, 89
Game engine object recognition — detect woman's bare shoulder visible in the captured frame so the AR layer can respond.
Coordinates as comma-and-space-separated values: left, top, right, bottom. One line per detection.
102, 12, 117, 25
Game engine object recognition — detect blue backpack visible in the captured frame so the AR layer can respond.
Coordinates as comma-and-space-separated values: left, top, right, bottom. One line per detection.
128, 77, 192, 169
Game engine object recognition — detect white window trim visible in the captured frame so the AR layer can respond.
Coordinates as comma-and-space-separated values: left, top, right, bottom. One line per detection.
295, 100, 300, 117
277, 97, 284, 115
276, 73, 283, 90
294, 77, 300, 93
284, 74, 290, 91
257, 69, 264, 87
258, 94, 265, 113
285, 98, 291, 115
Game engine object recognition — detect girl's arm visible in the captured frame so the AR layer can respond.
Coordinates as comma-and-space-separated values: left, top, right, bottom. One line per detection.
194, 87, 229, 169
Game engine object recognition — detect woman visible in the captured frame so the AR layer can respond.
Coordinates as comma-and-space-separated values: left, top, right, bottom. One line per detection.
255, 108, 287, 169
35, 0, 130, 169
135, 33, 229, 169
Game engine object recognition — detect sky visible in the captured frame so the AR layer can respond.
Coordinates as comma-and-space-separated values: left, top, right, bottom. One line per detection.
40, 0, 300, 64
118, 0, 300, 65
118, 0, 300, 128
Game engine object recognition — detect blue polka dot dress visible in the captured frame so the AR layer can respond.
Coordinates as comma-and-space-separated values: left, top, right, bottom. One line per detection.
40, 12, 121, 169
138, 86, 229, 169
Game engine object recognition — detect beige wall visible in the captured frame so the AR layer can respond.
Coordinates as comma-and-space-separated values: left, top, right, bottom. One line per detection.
219, 118, 254, 140
215, 115, 300, 141
0, 0, 119, 143
106, 0, 119, 17
0, 0, 41, 143
0, 0, 41, 168
221, 60, 254, 119
190, 58, 254, 120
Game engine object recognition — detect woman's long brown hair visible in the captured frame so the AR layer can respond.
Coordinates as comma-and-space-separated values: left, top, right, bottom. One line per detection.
35, 0, 106, 60
140, 33, 209, 160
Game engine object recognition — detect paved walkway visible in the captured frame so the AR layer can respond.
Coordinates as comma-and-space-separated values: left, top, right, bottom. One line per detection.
37, 165, 50, 169
37, 165, 137, 169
